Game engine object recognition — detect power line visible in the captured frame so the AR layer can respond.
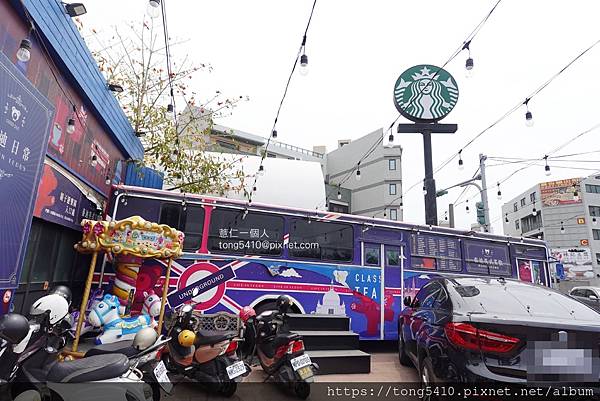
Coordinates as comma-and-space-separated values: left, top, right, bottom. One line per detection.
248, 0, 318, 204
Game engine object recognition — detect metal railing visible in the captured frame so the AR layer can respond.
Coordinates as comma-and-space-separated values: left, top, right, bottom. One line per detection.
270, 141, 324, 158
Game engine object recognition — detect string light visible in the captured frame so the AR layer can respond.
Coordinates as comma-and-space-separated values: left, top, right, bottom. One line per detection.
532, 202, 537, 216
355, 162, 361, 181
147, 0, 161, 18
463, 41, 473, 78
496, 182, 502, 200
90, 154, 98, 167
299, 35, 309, 76
458, 150, 464, 170
560, 221, 565, 233
573, 187, 580, 202
16, 38, 32, 62
383, 209, 387, 218
337, 186, 342, 200
544, 155, 551, 176
593, 217, 598, 226
505, 213, 509, 223
524, 98, 534, 127
422, 185, 427, 196
388, 132, 394, 147
465, 199, 470, 214
258, 164, 264, 176
272, 129, 277, 139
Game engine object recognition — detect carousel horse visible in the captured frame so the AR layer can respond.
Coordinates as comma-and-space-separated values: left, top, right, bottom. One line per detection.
141, 291, 162, 318
88, 294, 155, 345
69, 288, 104, 337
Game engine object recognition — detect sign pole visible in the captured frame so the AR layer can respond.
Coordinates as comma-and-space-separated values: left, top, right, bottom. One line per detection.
72, 250, 98, 353
157, 258, 173, 334
422, 129, 437, 226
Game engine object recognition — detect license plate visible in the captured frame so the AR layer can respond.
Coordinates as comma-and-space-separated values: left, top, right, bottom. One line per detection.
153, 360, 173, 393
226, 361, 247, 379
291, 354, 311, 371
297, 365, 313, 380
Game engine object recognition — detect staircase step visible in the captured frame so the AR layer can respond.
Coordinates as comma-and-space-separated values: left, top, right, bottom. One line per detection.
307, 350, 371, 375
293, 330, 359, 350
286, 313, 350, 331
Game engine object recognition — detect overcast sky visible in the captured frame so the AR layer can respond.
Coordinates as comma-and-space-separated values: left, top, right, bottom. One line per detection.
81, 0, 600, 233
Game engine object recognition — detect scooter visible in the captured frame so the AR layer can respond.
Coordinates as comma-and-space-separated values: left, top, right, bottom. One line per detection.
162, 303, 250, 397
239, 295, 318, 400
0, 291, 154, 401
84, 328, 172, 401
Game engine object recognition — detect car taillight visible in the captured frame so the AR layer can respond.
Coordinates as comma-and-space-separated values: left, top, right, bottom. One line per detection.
225, 341, 238, 355
288, 340, 305, 354
445, 322, 519, 354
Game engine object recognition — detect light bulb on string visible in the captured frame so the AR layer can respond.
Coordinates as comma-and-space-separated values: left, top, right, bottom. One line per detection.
355, 162, 361, 181
462, 41, 473, 78
16, 38, 32, 62
593, 217, 598, 226
532, 205, 537, 216
337, 189, 342, 200
497, 183, 502, 200
458, 150, 464, 170
66, 118, 75, 135
560, 222, 565, 234
387, 132, 394, 147
299, 53, 309, 76
505, 213, 509, 223
258, 164, 264, 176
272, 129, 277, 139
105, 175, 111, 186
573, 188, 580, 202
147, 0, 160, 18
465, 200, 470, 214
524, 98, 534, 127
422, 185, 427, 196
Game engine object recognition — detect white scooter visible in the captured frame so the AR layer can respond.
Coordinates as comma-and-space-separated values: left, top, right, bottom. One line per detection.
0, 291, 154, 401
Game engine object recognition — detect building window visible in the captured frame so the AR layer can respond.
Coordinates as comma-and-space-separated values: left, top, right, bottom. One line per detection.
521, 213, 542, 233
267, 152, 277, 158
216, 140, 237, 150
328, 203, 349, 214
589, 206, 600, 216
586, 184, 600, 194
520, 198, 526, 207
388, 159, 396, 170
390, 209, 398, 221
513, 202, 518, 212
594, 229, 600, 241
389, 183, 397, 195
515, 220, 520, 230
530, 192, 536, 202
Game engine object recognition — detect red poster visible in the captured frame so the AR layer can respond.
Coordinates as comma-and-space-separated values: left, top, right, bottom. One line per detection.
518, 260, 533, 283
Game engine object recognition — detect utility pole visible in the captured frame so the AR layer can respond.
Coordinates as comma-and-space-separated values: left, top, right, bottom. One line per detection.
479, 154, 492, 233
448, 203, 455, 228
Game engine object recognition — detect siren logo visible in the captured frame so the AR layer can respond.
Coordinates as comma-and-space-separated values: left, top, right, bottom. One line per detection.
394, 65, 458, 122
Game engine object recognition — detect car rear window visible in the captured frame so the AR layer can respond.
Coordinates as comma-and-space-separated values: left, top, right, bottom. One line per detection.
448, 278, 600, 320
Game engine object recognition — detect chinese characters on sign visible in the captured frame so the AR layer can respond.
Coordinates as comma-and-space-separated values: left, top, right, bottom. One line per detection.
0, 52, 53, 288
218, 228, 270, 239
464, 240, 511, 276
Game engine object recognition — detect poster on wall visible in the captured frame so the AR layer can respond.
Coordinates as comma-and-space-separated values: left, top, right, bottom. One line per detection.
0, 52, 54, 289
540, 178, 582, 207
551, 248, 593, 280
33, 164, 101, 230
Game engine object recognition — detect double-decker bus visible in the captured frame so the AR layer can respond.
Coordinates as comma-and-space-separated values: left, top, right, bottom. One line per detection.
97, 185, 551, 341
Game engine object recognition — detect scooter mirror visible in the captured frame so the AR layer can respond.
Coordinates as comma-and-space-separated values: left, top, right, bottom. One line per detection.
181, 304, 193, 315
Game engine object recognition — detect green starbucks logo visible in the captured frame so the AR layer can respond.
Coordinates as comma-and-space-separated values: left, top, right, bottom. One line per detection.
393, 65, 459, 123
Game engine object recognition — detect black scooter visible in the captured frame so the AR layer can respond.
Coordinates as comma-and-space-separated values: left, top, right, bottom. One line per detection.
239, 295, 318, 399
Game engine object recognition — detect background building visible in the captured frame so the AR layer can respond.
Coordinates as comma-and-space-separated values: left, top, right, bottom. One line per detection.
182, 107, 404, 220
502, 175, 600, 288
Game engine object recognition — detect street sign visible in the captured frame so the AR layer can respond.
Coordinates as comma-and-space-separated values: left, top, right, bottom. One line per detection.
393, 65, 459, 123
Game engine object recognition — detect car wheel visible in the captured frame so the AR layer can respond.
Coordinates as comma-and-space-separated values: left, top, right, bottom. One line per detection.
397, 326, 412, 367
419, 356, 436, 401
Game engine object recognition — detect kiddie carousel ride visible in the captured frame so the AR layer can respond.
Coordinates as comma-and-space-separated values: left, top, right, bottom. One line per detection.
68, 215, 184, 354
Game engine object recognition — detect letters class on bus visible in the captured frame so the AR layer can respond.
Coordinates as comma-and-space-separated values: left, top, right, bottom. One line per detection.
97, 185, 550, 341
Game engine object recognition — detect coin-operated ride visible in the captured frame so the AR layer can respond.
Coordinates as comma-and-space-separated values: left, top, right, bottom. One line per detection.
70, 215, 184, 354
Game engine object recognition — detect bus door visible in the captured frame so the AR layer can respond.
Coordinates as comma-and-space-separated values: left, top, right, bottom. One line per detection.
360, 241, 404, 340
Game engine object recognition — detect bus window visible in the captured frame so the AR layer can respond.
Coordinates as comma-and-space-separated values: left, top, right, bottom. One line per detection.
208, 209, 284, 256
364, 244, 380, 266
386, 248, 400, 266
159, 202, 205, 252
289, 219, 353, 262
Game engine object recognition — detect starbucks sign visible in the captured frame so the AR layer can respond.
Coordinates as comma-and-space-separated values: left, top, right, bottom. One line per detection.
393, 65, 459, 123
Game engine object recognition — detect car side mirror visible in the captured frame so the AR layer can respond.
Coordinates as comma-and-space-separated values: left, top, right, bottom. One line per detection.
403, 296, 412, 307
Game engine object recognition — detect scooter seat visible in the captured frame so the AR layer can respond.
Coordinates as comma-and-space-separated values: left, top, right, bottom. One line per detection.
195, 330, 236, 346
47, 354, 129, 383
261, 332, 301, 358
84, 340, 138, 358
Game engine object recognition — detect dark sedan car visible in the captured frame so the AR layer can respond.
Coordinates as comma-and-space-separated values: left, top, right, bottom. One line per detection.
398, 276, 600, 386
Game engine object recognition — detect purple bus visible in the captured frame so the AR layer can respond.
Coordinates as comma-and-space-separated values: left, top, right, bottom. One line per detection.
96, 185, 551, 341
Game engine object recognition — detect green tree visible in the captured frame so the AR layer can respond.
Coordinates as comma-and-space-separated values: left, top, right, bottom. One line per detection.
79, 18, 248, 195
